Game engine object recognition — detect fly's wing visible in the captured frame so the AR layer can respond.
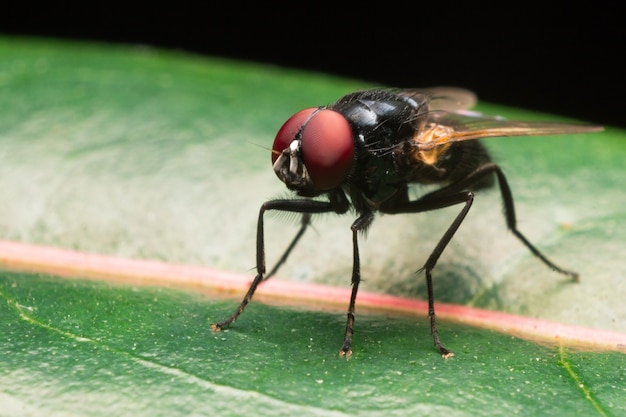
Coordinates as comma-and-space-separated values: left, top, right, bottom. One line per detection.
398, 87, 477, 112
416, 102, 603, 151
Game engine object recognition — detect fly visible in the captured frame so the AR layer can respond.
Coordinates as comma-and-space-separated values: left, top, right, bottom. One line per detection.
211, 88, 603, 358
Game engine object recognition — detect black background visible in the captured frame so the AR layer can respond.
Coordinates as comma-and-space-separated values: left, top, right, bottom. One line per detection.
2, 3, 624, 127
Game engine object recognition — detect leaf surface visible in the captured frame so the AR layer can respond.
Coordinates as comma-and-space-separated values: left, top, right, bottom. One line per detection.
1, 37, 625, 416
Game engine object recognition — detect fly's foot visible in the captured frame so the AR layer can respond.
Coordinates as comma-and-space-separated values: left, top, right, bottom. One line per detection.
431, 318, 454, 358
438, 346, 455, 359
211, 319, 231, 332
339, 348, 352, 357
339, 340, 353, 357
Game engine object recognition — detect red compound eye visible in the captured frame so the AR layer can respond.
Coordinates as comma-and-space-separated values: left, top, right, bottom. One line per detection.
272, 108, 317, 165
300, 109, 354, 190
272, 108, 354, 191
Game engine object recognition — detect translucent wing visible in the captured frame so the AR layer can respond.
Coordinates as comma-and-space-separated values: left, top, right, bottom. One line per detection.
410, 92, 603, 151
398, 87, 477, 112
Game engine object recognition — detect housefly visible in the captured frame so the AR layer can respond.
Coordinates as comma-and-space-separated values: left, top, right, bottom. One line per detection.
211, 88, 603, 358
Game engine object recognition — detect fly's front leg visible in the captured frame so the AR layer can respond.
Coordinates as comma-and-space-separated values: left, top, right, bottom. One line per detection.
339, 211, 374, 357
265, 213, 312, 280
211, 199, 337, 332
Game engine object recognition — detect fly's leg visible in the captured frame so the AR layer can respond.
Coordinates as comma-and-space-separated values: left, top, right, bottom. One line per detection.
420, 191, 475, 358
385, 162, 578, 357
339, 212, 374, 357
211, 199, 339, 332
490, 166, 579, 281
210, 270, 265, 331
265, 213, 312, 280
382, 190, 476, 357
432, 163, 578, 281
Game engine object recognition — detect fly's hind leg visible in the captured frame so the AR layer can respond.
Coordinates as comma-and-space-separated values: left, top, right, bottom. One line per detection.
489, 165, 579, 281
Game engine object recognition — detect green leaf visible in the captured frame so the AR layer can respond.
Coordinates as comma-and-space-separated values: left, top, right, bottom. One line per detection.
2, 272, 625, 416
1, 37, 625, 416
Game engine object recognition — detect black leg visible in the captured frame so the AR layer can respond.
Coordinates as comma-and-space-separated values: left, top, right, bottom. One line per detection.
419, 162, 578, 280
420, 191, 475, 358
381, 162, 578, 357
211, 198, 340, 332
390, 190, 475, 357
339, 212, 374, 357
490, 167, 579, 281
264, 213, 312, 280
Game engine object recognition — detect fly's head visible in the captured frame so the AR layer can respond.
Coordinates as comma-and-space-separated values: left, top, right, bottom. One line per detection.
271, 107, 355, 196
